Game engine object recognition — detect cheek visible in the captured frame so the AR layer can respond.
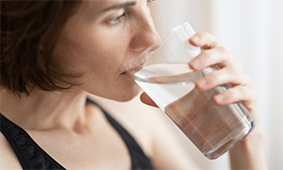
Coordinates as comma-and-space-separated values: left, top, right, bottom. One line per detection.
52, 31, 122, 75
52, 19, 134, 92
88, 27, 133, 70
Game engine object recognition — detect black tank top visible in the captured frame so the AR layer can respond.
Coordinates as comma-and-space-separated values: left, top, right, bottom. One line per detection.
0, 98, 154, 170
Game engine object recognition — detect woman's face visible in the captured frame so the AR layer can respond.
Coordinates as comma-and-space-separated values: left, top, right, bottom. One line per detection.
52, 0, 160, 101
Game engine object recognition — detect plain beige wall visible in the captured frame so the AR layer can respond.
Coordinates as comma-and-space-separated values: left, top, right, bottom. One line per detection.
150, 0, 213, 36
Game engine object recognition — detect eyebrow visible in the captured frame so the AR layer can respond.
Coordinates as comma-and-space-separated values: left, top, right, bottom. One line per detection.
102, 1, 137, 12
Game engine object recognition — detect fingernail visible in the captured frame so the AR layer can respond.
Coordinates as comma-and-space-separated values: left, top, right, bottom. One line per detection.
191, 59, 200, 68
215, 95, 224, 102
190, 35, 199, 43
197, 79, 206, 87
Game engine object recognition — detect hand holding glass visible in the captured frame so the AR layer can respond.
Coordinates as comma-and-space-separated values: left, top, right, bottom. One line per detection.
127, 22, 254, 159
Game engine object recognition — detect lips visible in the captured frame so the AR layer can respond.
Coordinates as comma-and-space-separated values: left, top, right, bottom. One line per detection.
126, 56, 147, 73
121, 64, 143, 80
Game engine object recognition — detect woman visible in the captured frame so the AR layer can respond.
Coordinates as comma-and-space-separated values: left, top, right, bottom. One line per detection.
0, 0, 268, 169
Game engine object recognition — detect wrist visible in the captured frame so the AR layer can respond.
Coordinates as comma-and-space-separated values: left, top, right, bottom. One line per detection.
240, 124, 264, 144
229, 125, 268, 170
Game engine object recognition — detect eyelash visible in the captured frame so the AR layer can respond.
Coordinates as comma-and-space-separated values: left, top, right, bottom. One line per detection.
108, 12, 127, 24
147, 0, 155, 6
108, 0, 155, 25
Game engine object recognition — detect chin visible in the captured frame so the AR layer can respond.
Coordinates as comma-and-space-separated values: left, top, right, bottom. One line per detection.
114, 84, 141, 102
88, 83, 141, 102
109, 75, 141, 102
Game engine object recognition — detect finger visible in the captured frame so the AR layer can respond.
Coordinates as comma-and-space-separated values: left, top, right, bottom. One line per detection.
212, 85, 258, 109
189, 32, 219, 49
189, 46, 243, 71
213, 85, 260, 125
140, 92, 158, 107
195, 67, 252, 91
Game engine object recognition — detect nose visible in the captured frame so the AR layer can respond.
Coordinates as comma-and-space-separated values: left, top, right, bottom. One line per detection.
130, 13, 161, 53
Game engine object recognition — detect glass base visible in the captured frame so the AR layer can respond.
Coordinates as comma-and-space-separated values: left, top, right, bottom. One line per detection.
204, 121, 254, 160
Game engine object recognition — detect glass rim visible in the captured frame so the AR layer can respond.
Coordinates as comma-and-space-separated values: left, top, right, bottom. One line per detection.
126, 23, 188, 72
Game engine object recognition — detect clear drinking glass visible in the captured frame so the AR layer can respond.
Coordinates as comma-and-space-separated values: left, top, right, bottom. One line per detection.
127, 22, 255, 159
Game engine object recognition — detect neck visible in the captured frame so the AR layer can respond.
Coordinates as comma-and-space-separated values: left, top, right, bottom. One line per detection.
0, 89, 90, 131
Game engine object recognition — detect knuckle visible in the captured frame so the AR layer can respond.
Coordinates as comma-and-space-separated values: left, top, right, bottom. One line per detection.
233, 88, 242, 99
198, 31, 218, 39
235, 59, 243, 71
195, 31, 207, 40
216, 46, 229, 56
251, 85, 258, 100
201, 50, 211, 58
198, 50, 210, 62
224, 85, 258, 105
240, 85, 257, 101
210, 32, 219, 42
243, 86, 258, 108
245, 74, 252, 84
205, 72, 219, 85
226, 67, 239, 80
224, 88, 240, 101
240, 86, 251, 98
196, 31, 207, 37
197, 31, 218, 41
227, 66, 237, 75
226, 67, 252, 85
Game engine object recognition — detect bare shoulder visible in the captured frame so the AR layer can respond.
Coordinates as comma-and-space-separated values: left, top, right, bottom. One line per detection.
88, 94, 199, 169
0, 133, 22, 169
88, 94, 163, 156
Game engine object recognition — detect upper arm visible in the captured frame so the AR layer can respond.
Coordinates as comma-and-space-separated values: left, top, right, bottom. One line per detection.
0, 133, 22, 169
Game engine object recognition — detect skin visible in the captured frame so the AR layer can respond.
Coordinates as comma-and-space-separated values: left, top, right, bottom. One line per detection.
0, 0, 268, 169
51, 0, 160, 102
141, 31, 268, 169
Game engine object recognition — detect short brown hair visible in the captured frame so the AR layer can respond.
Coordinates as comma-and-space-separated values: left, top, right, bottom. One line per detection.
1, 1, 81, 96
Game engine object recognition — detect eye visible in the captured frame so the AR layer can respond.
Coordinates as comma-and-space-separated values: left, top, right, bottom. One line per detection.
147, 0, 155, 6
108, 12, 127, 24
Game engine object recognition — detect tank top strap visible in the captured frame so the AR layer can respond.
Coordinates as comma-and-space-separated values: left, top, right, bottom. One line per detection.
0, 113, 66, 170
0, 98, 154, 170
87, 98, 154, 170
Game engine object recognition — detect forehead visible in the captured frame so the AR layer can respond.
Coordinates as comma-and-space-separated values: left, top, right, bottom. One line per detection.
69, 0, 139, 24
81, 0, 136, 14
